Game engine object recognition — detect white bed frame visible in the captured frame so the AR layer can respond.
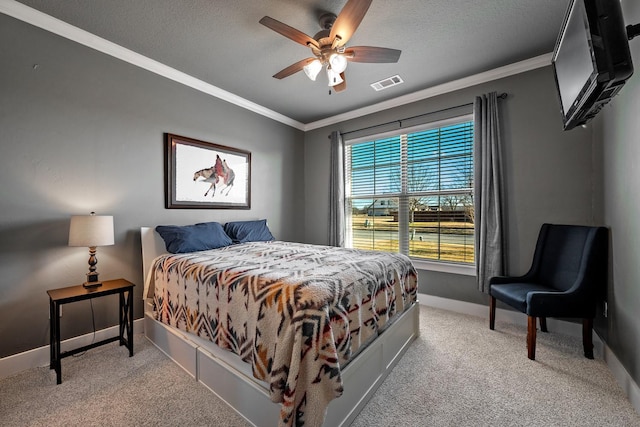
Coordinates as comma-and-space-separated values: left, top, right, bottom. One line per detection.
141, 227, 420, 426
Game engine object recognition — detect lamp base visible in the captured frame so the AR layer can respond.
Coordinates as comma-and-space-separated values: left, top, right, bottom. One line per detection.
83, 272, 102, 288
83, 281, 102, 289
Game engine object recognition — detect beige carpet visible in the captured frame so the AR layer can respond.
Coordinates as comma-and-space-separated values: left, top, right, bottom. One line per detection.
1, 305, 639, 426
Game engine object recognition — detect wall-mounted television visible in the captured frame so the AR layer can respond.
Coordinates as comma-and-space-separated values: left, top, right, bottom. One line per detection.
552, 0, 634, 130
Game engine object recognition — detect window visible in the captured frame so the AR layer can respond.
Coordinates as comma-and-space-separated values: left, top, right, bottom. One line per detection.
345, 115, 475, 265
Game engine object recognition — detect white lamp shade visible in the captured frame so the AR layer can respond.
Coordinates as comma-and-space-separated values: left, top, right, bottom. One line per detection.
303, 59, 323, 81
69, 214, 115, 247
329, 53, 348, 74
327, 66, 344, 87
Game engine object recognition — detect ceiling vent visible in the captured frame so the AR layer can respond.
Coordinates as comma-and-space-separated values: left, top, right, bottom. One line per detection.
370, 75, 404, 91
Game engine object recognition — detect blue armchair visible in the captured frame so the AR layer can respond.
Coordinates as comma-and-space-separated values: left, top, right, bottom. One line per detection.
489, 223, 608, 360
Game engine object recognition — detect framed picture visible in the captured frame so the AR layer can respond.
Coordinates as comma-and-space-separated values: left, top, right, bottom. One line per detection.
165, 133, 251, 209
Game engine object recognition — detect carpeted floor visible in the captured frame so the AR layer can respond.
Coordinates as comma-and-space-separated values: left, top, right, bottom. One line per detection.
2, 305, 639, 426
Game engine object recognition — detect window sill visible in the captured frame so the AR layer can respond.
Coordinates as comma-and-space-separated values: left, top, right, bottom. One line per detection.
410, 258, 476, 276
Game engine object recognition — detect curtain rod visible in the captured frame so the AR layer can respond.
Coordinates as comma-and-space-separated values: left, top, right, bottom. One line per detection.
335, 92, 507, 138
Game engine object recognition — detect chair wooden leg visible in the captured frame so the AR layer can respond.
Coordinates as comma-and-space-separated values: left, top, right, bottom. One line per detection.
489, 296, 496, 330
527, 316, 537, 360
583, 318, 594, 359
539, 317, 548, 332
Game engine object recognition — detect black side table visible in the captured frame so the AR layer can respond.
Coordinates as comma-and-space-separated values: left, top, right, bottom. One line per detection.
47, 278, 135, 384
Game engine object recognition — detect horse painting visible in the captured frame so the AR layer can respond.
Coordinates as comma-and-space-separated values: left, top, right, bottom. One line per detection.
193, 154, 235, 197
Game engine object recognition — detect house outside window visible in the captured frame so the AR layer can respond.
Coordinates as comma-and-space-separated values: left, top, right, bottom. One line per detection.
345, 115, 475, 269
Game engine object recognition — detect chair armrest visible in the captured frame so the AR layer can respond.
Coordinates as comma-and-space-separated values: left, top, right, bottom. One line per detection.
526, 289, 594, 318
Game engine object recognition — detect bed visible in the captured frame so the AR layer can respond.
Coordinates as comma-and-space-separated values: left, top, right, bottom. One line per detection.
141, 224, 419, 427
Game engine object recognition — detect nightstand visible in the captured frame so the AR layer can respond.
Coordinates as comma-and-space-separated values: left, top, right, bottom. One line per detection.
47, 278, 135, 384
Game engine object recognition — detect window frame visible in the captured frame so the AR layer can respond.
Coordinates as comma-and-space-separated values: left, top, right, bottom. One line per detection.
344, 114, 475, 275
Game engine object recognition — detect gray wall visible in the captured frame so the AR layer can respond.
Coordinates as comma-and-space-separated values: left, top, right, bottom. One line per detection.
0, 15, 305, 358
304, 66, 601, 307
599, 0, 640, 389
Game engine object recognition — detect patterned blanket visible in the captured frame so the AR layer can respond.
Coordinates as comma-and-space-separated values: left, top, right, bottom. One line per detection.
148, 241, 418, 426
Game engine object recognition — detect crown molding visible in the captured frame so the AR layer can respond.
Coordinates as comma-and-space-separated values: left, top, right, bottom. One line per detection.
0, 0, 306, 130
302, 53, 553, 131
2, 0, 551, 133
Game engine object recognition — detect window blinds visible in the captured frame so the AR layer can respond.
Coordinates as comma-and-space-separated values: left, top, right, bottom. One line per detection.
346, 119, 474, 263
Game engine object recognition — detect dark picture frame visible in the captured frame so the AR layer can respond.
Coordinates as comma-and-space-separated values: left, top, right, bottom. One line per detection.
165, 133, 251, 209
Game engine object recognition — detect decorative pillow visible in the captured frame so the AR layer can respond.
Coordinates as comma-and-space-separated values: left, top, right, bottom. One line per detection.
155, 222, 232, 253
224, 219, 274, 243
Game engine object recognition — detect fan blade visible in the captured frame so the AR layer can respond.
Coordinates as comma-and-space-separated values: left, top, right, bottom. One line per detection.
259, 16, 319, 49
330, 0, 373, 47
273, 57, 317, 79
334, 73, 347, 92
345, 46, 401, 63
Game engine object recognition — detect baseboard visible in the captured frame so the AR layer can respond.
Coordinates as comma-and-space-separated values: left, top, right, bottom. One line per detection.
603, 345, 640, 413
0, 318, 144, 380
418, 293, 640, 416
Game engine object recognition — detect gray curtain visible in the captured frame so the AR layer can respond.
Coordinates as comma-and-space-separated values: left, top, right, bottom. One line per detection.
328, 130, 345, 247
474, 92, 506, 292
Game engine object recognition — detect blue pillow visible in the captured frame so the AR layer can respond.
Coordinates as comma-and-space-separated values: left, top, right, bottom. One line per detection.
224, 219, 274, 243
156, 222, 233, 254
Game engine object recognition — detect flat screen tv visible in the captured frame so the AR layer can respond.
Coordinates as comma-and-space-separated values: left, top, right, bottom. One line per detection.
552, 0, 633, 130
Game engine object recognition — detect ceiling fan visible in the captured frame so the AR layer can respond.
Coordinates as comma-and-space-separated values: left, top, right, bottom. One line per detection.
259, 0, 401, 93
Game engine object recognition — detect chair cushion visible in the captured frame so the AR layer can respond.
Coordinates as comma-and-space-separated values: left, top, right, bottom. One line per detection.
490, 282, 560, 313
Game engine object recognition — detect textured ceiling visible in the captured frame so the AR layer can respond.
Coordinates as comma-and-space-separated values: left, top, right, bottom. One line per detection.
13, 0, 570, 125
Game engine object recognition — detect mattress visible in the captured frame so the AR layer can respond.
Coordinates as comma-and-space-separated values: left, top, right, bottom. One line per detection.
147, 240, 418, 426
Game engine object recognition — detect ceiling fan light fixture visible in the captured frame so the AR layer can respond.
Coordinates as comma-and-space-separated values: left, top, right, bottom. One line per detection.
303, 59, 323, 81
329, 53, 348, 74
260, 0, 401, 93
326, 66, 344, 87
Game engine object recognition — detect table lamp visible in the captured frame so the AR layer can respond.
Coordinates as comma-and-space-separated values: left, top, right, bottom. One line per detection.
68, 212, 114, 288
